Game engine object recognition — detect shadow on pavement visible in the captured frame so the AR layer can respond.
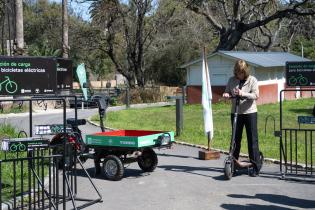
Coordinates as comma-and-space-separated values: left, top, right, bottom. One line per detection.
157, 153, 195, 159
158, 164, 230, 180
221, 203, 294, 210
227, 193, 315, 209
250, 172, 315, 184
158, 164, 264, 180
72, 166, 148, 180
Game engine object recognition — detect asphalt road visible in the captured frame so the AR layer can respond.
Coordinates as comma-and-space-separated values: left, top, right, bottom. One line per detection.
72, 144, 315, 210
1, 109, 315, 210
0, 108, 101, 137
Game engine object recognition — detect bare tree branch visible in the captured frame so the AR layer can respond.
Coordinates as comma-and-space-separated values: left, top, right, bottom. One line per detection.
184, 0, 315, 51
185, 0, 223, 30
245, 0, 314, 31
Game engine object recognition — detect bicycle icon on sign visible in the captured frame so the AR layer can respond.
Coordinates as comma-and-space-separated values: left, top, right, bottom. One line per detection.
288, 74, 308, 86
0, 76, 18, 94
50, 125, 65, 134
10, 142, 27, 152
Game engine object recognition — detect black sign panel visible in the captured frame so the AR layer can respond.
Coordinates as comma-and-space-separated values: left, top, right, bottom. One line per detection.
1, 138, 50, 152
286, 61, 315, 86
298, 116, 315, 124
0, 56, 56, 95
57, 58, 73, 89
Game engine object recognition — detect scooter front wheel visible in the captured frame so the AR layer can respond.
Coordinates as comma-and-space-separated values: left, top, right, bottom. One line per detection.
224, 156, 234, 180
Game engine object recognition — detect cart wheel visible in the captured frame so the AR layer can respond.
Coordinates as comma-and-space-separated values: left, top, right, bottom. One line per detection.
224, 156, 234, 180
138, 148, 158, 172
102, 155, 124, 181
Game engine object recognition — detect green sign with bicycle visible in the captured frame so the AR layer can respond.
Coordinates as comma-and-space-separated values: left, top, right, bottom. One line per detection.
1, 138, 50, 152
286, 61, 315, 87
0, 56, 57, 95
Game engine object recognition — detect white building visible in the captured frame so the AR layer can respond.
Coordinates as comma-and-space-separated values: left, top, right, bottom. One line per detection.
180, 51, 310, 104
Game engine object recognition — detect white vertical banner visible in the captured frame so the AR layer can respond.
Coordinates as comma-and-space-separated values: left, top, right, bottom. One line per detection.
201, 48, 214, 140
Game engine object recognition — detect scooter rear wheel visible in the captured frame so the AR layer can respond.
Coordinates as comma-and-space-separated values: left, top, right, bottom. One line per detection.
224, 157, 234, 180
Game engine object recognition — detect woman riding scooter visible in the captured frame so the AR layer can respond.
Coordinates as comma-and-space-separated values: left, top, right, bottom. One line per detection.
223, 60, 263, 177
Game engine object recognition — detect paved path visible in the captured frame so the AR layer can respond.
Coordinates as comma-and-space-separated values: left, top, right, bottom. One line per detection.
1, 108, 315, 210
72, 143, 315, 210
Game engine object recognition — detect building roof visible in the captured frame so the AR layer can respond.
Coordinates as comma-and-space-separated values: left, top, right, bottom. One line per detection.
180, 51, 311, 68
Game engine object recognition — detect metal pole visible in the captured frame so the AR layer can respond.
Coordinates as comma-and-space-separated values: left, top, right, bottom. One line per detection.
74, 96, 77, 120
176, 98, 183, 136
181, 86, 185, 104
126, 87, 130, 108
207, 132, 211, 151
63, 98, 66, 210
29, 100, 32, 137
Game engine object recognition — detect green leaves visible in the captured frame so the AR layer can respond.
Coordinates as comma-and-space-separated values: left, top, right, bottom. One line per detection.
28, 40, 62, 57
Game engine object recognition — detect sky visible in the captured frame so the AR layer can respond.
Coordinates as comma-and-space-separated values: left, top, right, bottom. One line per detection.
48, 0, 91, 21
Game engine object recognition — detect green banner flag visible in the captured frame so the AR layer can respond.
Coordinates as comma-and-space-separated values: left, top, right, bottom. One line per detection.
76, 63, 88, 100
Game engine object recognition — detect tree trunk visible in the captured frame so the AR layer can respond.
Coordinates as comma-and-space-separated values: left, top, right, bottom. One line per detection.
215, 29, 243, 51
135, 69, 145, 87
124, 73, 136, 88
15, 0, 24, 55
62, 0, 69, 58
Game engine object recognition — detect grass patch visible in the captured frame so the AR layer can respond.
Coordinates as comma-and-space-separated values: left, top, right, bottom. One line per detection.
0, 123, 18, 140
91, 98, 315, 162
0, 124, 21, 201
0, 104, 28, 114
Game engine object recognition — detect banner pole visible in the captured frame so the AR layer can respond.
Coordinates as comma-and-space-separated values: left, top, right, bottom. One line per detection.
207, 132, 211, 151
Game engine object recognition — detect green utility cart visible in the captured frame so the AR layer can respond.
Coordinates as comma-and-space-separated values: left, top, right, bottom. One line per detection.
85, 130, 174, 181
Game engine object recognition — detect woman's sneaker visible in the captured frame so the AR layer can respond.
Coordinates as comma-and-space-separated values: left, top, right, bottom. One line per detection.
249, 168, 259, 177
249, 152, 264, 177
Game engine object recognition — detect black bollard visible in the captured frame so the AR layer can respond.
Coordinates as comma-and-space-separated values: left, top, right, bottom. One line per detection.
126, 87, 130, 108
176, 98, 183, 136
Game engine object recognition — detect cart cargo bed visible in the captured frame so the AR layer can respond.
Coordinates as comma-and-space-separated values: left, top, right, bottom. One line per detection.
85, 130, 174, 148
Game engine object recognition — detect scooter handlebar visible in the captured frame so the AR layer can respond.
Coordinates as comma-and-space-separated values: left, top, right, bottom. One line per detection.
223, 95, 246, 100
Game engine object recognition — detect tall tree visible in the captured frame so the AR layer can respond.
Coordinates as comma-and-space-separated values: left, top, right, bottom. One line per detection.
24, 0, 63, 53
15, 0, 24, 55
90, 0, 174, 88
0, 1, 5, 54
62, 0, 69, 58
184, 0, 315, 51
146, 0, 214, 85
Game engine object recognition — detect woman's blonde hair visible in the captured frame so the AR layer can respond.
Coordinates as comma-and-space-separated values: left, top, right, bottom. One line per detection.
234, 60, 250, 79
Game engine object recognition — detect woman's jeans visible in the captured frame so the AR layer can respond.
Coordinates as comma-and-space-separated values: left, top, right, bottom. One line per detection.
231, 112, 262, 172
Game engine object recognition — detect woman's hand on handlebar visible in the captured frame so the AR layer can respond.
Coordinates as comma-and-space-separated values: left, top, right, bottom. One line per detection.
222, 92, 246, 100
233, 87, 243, 96
222, 93, 231, 98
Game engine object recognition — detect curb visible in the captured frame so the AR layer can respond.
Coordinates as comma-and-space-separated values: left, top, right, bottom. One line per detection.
0, 108, 75, 119
86, 117, 115, 131
173, 141, 280, 165
0, 102, 175, 119
106, 102, 175, 112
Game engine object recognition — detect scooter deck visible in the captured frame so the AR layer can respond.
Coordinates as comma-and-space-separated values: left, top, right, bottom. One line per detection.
235, 159, 253, 168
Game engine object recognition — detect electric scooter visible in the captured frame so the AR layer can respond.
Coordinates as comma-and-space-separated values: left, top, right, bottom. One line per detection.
224, 96, 263, 180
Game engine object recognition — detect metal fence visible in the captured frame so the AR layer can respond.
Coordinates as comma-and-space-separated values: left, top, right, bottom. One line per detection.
0, 147, 62, 209
281, 129, 314, 177
0, 96, 102, 210
280, 89, 315, 181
